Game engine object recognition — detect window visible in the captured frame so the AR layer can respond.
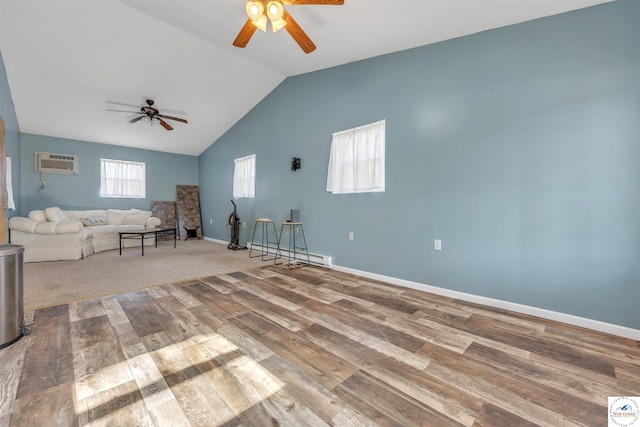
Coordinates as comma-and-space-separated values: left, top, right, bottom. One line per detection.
233, 154, 256, 198
326, 119, 385, 194
100, 158, 146, 198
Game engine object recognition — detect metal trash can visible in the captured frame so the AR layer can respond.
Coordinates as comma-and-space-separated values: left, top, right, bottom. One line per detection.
0, 244, 25, 349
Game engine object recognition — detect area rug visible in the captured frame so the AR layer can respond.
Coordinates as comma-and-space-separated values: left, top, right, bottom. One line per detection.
22, 239, 266, 310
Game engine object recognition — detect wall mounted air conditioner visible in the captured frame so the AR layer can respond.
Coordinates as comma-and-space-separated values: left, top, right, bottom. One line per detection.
35, 152, 78, 174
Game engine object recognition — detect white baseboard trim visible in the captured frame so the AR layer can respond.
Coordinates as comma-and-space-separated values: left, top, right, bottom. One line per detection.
203, 236, 231, 245
332, 264, 640, 341
200, 237, 638, 341
203, 238, 333, 268
246, 242, 333, 267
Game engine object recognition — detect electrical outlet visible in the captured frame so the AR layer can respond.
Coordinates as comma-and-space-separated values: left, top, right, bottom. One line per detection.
434, 239, 442, 251
348, 232, 354, 241
209, 218, 213, 224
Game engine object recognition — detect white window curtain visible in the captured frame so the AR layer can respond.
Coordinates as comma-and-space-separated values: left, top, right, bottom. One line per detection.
5, 156, 15, 210
100, 158, 146, 198
233, 154, 256, 198
326, 119, 385, 194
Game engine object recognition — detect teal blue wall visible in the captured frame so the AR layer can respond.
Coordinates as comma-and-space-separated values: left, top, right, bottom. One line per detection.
0, 51, 21, 217
199, 0, 640, 329
4, 50, 198, 217
20, 133, 198, 213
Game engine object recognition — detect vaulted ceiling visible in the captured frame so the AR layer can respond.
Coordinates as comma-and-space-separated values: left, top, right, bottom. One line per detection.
0, 0, 613, 156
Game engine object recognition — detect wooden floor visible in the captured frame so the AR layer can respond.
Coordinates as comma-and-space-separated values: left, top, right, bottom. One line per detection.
1, 265, 638, 426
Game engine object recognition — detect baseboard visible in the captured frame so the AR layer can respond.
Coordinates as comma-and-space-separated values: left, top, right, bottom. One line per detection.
332, 265, 640, 341
203, 236, 230, 245
246, 242, 333, 267
201, 236, 639, 341
203, 237, 332, 267
204, 238, 333, 266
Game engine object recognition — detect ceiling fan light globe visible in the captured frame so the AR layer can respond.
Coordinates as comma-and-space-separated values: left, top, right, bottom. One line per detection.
271, 18, 287, 32
246, 1, 267, 31
267, 1, 284, 21
246, 1, 264, 19
253, 15, 268, 32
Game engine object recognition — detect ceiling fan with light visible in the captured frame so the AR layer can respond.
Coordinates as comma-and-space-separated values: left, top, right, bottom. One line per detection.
107, 99, 188, 131
233, 0, 344, 54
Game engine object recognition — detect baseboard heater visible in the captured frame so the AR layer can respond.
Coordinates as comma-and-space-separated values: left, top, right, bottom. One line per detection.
247, 243, 332, 268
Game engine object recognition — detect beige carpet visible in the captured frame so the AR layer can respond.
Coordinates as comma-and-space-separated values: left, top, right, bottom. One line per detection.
23, 239, 266, 310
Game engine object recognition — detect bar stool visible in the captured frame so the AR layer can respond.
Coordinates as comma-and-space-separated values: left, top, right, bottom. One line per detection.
249, 219, 279, 261
275, 221, 310, 269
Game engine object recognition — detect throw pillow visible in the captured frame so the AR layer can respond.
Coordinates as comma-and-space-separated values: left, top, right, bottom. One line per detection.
79, 217, 109, 227
45, 207, 68, 222
28, 210, 47, 222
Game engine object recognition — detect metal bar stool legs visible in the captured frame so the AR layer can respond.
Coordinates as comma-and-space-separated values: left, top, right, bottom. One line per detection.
275, 222, 310, 269
249, 219, 279, 261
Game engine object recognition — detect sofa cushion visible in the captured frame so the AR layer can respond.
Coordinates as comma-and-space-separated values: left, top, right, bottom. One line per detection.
8, 216, 39, 233
28, 210, 47, 222
123, 209, 152, 226
32, 220, 82, 235
116, 224, 149, 232
79, 217, 109, 227
83, 224, 117, 238
55, 221, 83, 234
45, 207, 67, 222
34, 221, 60, 235
106, 209, 130, 225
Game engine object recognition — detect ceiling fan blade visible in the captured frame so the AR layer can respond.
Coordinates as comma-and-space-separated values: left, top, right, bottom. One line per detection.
107, 109, 139, 113
158, 118, 173, 131
233, 18, 258, 48
129, 116, 144, 124
106, 101, 143, 109
283, 10, 316, 54
283, 0, 343, 4
157, 114, 188, 124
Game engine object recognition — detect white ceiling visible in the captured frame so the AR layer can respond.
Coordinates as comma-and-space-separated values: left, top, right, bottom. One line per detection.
0, 0, 613, 156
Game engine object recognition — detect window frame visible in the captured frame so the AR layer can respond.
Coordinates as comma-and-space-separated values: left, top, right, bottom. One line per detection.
99, 158, 146, 199
326, 119, 386, 195
233, 154, 256, 199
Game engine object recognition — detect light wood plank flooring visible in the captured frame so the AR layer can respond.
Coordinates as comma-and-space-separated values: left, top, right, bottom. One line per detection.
1, 265, 639, 426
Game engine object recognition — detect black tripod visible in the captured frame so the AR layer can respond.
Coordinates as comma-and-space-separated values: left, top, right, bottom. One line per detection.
228, 200, 247, 250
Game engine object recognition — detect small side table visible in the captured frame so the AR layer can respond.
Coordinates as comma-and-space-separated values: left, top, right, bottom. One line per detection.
275, 222, 310, 269
249, 219, 279, 261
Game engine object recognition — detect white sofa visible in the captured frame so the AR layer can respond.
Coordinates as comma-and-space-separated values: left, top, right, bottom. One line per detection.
8, 207, 162, 262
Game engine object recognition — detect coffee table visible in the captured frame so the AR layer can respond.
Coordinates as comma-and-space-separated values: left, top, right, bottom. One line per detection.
118, 227, 176, 256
